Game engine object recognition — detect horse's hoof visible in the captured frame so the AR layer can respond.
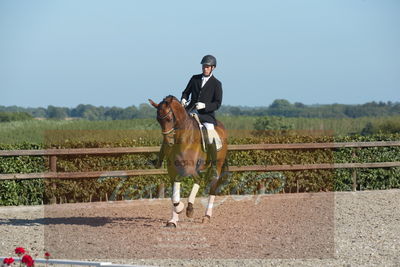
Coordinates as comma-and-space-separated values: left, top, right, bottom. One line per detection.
202, 215, 211, 223
166, 221, 177, 228
186, 202, 194, 218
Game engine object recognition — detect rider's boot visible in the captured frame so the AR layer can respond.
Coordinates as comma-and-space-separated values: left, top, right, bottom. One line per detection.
207, 141, 218, 178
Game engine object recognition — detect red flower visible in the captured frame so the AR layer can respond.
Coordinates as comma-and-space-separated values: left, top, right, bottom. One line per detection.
44, 252, 51, 259
21, 255, 34, 267
3, 258, 15, 265
15, 247, 26, 256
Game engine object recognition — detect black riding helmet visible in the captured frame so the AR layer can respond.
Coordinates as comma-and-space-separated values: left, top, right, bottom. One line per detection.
201, 55, 217, 67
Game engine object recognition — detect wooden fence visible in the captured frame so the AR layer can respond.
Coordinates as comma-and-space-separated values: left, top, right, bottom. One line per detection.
1, 141, 400, 194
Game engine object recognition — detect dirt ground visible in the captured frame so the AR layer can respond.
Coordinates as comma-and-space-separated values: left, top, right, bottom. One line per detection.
1, 190, 399, 266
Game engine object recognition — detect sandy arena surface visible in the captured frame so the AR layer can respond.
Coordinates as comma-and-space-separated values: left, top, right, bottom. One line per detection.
1, 190, 399, 266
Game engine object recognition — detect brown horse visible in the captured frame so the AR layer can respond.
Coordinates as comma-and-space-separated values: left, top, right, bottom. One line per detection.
148, 95, 228, 227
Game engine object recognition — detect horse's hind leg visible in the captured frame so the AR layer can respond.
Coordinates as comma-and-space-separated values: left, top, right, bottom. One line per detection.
203, 166, 219, 222
202, 176, 218, 223
203, 142, 226, 223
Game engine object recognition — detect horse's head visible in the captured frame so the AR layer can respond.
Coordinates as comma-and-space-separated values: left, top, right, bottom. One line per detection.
148, 95, 185, 146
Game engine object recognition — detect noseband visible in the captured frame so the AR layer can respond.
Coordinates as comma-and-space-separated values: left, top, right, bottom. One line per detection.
157, 107, 177, 139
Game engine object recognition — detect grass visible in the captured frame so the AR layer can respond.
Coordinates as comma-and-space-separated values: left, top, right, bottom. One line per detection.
0, 119, 159, 144
219, 115, 400, 136
1, 115, 400, 144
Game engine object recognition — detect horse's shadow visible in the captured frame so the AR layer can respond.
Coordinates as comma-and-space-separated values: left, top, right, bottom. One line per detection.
0, 216, 160, 227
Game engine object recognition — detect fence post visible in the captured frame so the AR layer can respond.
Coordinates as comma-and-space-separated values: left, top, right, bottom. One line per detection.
257, 181, 265, 194
352, 169, 357, 191
157, 183, 165, 198
50, 155, 57, 204
50, 155, 57, 172
352, 149, 357, 191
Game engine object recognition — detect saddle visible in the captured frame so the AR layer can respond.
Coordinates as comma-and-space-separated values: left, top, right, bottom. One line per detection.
190, 113, 222, 152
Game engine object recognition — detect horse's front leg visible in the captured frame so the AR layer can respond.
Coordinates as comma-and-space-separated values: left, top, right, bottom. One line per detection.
186, 175, 200, 218
166, 180, 185, 227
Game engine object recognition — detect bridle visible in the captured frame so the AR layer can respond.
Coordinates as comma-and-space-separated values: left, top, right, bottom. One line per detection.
157, 105, 177, 144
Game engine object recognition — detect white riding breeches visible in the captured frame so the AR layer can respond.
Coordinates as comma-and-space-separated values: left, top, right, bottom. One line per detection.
203, 122, 214, 131
203, 123, 222, 149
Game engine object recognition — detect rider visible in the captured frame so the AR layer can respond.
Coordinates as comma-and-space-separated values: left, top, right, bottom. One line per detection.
181, 54, 223, 159
154, 55, 223, 169
156, 55, 223, 224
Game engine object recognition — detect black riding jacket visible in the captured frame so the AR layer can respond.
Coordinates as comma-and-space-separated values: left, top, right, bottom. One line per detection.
181, 74, 223, 125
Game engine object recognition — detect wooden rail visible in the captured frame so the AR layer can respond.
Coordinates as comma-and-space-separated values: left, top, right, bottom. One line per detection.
1, 162, 399, 181
1, 141, 399, 156
1, 141, 399, 193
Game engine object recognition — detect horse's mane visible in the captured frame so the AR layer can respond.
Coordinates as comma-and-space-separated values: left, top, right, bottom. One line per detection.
161, 95, 198, 131
162, 95, 179, 104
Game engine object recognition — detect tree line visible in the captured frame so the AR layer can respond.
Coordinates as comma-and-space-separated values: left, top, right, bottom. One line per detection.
1, 99, 399, 121
0, 104, 154, 121
220, 99, 400, 118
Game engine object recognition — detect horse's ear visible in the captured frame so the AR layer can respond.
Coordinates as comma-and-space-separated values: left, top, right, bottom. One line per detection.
148, 99, 158, 108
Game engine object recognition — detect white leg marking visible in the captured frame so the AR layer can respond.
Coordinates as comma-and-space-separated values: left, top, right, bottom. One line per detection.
188, 183, 200, 204
205, 195, 216, 217
172, 182, 181, 203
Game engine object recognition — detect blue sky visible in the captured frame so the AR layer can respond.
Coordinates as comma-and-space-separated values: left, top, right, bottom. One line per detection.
0, 0, 399, 108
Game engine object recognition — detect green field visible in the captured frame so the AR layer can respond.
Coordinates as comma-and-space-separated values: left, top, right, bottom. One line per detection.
1, 115, 400, 144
